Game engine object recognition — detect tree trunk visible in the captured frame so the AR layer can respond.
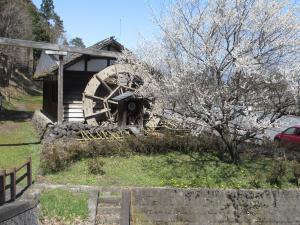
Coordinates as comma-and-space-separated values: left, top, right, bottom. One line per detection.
228, 144, 240, 164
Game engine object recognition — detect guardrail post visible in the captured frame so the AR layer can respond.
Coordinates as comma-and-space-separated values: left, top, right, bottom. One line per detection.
0, 170, 6, 206
10, 168, 16, 202
27, 157, 32, 187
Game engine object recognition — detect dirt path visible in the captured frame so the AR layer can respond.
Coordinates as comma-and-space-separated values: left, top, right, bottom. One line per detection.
0, 95, 41, 122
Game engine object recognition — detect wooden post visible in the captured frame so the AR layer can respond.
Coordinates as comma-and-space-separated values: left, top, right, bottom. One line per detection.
10, 168, 16, 202
57, 55, 64, 124
27, 158, 32, 187
120, 189, 131, 225
0, 170, 6, 206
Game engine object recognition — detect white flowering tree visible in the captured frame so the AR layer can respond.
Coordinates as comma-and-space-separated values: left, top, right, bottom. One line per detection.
120, 0, 300, 163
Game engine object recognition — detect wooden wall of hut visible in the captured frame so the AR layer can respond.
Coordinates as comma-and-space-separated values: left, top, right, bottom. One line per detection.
39, 38, 123, 123
42, 76, 58, 120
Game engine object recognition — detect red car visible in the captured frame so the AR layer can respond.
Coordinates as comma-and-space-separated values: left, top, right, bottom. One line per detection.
274, 126, 300, 144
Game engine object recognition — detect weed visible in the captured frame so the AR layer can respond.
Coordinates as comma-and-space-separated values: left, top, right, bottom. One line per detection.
87, 158, 106, 175
267, 159, 287, 187
250, 171, 265, 188
292, 161, 300, 187
40, 189, 89, 223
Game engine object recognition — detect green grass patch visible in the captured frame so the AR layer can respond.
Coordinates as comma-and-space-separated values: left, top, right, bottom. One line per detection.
7, 95, 42, 112
45, 155, 162, 187
0, 94, 42, 183
2, 100, 16, 110
40, 189, 89, 223
44, 152, 298, 189
0, 121, 41, 178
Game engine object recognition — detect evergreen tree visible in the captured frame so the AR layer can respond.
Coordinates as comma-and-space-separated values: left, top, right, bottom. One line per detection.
39, 0, 65, 44
28, 3, 51, 42
40, 0, 54, 21
27, 2, 51, 61
70, 37, 86, 48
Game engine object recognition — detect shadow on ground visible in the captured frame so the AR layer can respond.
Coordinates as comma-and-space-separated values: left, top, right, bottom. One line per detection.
0, 109, 33, 122
0, 141, 40, 147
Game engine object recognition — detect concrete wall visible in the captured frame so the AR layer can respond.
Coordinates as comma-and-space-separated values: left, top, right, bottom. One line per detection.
0, 200, 39, 225
128, 188, 300, 225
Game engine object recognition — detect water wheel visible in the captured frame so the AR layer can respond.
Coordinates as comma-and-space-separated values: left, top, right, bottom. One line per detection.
82, 64, 143, 126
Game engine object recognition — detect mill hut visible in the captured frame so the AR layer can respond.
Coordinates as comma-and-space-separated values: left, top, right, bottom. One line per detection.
34, 37, 145, 128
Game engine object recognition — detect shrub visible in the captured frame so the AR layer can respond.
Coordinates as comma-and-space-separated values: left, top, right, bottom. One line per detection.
40, 138, 86, 173
126, 132, 226, 159
41, 138, 131, 174
87, 158, 106, 175
254, 139, 285, 159
126, 133, 171, 154
87, 139, 131, 157
283, 143, 300, 162
267, 159, 287, 187
40, 132, 228, 174
292, 161, 300, 187
249, 171, 265, 188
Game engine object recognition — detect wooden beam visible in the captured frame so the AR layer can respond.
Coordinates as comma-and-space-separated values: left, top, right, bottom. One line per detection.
0, 37, 120, 58
105, 86, 120, 101
96, 76, 113, 92
84, 94, 118, 104
85, 109, 110, 118
57, 55, 64, 124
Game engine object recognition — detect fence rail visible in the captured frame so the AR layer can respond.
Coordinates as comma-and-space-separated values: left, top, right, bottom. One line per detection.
0, 158, 32, 206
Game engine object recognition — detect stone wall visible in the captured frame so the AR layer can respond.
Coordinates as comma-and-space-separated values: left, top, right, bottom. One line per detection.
32, 110, 54, 138
128, 188, 300, 225
32, 112, 121, 143
0, 200, 39, 225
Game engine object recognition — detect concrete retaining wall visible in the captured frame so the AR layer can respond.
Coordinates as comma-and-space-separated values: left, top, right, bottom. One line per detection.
127, 188, 300, 225
0, 200, 39, 225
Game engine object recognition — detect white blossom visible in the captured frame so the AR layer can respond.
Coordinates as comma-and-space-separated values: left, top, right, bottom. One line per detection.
119, 0, 300, 162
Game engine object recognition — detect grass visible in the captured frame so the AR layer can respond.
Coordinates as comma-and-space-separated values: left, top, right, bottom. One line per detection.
40, 189, 89, 223
0, 121, 41, 177
1, 92, 298, 189
0, 94, 42, 181
2, 95, 42, 111
43, 152, 298, 189
10, 95, 42, 111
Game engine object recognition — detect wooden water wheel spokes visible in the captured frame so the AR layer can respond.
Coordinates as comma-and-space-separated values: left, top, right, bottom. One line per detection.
82, 64, 140, 126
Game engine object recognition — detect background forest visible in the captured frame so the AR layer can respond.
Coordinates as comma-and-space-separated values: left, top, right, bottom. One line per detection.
0, 0, 83, 97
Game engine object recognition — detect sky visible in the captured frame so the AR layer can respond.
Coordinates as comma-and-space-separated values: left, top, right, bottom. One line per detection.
32, 0, 165, 50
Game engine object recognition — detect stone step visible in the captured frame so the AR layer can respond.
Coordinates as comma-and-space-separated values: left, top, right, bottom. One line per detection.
100, 191, 122, 198
96, 214, 120, 225
96, 191, 122, 225
97, 206, 121, 215
99, 196, 121, 205
99, 187, 122, 193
